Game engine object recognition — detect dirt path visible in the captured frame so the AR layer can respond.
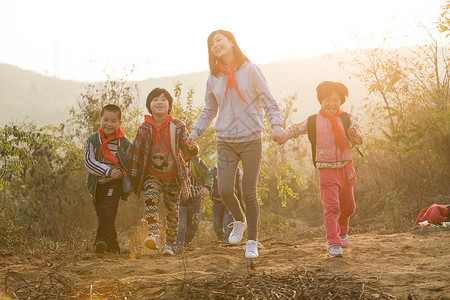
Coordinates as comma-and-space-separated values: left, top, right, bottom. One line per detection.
0, 227, 448, 299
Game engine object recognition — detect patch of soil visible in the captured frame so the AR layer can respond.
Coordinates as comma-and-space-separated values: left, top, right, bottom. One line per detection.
0, 226, 448, 299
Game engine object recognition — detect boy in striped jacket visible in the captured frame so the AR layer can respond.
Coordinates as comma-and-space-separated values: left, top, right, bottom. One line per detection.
84, 104, 131, 254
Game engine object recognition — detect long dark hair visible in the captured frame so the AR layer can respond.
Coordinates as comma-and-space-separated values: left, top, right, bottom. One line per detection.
207, 30, 250, 77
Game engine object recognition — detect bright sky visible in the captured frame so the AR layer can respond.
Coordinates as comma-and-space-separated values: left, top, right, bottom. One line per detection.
0, 0, 445, 82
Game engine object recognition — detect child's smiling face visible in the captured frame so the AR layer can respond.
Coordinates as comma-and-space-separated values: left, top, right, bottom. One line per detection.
150, 93, 170, 117
321, 91, 341, 116
99, 110, 121, 137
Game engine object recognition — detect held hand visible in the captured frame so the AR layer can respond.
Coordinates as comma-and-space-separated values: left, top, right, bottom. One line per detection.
186, 134, 198, 150
111, 169, 123, 179
271, 130, 287, 144
200, 187, 210, 197
275, 131, 290, 145
280, 131, 290, 145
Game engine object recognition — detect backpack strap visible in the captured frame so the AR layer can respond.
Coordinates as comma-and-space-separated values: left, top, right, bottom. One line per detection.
339, 112, 364, 157
307, 114, 318, 167
339, 112, 350, 137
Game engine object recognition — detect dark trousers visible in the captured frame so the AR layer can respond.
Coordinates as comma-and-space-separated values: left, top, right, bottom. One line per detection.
94, 179, 121, 252
212, 198, 234, 241
176, 196, 202, 246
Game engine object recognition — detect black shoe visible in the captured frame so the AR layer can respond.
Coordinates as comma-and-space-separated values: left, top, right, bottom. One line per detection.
94, 241, 107, 254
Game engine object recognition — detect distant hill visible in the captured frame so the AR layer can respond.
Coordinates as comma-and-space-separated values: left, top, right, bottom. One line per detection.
0, 54, 368, 126
0, 64, 85, 125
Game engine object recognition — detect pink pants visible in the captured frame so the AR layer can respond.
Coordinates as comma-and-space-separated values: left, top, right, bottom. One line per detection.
319, 161, 356, 245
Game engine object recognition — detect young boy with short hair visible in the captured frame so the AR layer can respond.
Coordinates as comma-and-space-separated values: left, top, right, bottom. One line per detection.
128, 87, 198, 256
84, 104, 131, 254
278, 81, 363, 258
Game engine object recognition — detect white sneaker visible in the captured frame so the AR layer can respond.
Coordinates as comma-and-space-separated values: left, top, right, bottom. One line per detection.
327, 244, 344, 258
144, 234, 160, 250
162, 245, 174, 256
228, 218, 247, 244
340, 234, 349, 248
243, 240, 263, 259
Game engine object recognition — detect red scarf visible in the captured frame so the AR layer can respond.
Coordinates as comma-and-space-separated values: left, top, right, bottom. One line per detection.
216, 58, 247, 103
319, 108, 346, 156
99, 127, 125, 168
145, 114, 172, 147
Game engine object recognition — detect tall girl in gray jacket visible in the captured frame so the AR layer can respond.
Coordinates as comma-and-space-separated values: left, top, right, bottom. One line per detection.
186, 29, 285, 259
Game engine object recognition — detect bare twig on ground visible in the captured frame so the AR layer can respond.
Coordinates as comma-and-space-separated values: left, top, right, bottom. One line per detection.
180, 268, 396, 300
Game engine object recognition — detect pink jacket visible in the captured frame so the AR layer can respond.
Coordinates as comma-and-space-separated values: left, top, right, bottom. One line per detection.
316, 114, 353, 163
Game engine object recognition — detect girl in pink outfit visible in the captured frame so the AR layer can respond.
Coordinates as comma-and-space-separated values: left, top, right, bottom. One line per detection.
277, 81, 364, 258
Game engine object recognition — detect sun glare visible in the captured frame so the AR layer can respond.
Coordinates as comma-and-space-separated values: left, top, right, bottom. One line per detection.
0, 0, 444, 81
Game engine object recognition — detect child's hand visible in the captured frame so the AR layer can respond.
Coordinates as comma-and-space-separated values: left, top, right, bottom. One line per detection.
271, 129, 286, 144
274, 131, 290, 145
186, 134, 198, 150
110, 169, 123, 179
200, 187, 210, 197
348, 125, 356, 135
348, 125, 363, 145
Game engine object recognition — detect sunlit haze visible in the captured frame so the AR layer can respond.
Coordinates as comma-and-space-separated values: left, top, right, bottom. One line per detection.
0, 0, 444, 81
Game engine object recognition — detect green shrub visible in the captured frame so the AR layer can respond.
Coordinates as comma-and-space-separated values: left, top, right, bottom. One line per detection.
258, 210, 296, 239
382, 190, 409, 230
